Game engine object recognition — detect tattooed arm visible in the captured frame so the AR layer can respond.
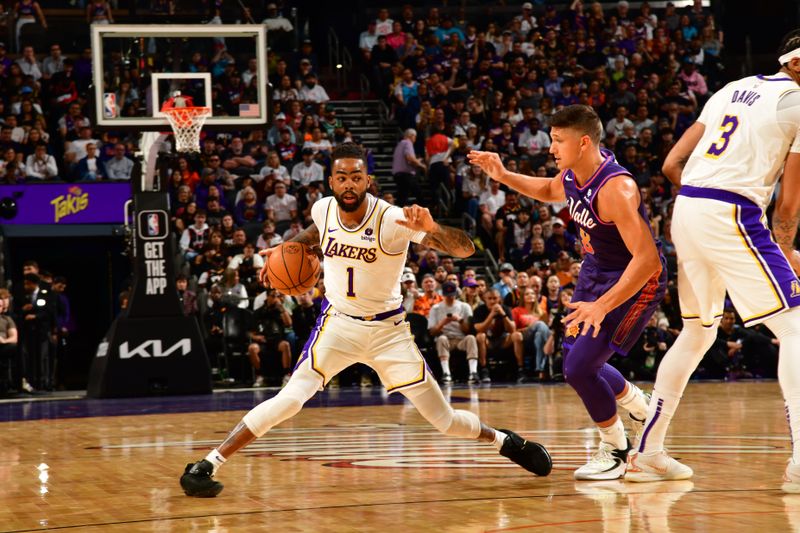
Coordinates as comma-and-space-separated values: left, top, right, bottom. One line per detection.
774, 152, 800, 274
662, 121, 705, 187
396, 204, 475, 258
288, 224, 321, 248
421, 223, 476, 258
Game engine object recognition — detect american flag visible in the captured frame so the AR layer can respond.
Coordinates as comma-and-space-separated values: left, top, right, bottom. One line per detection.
239, 103, 260, 117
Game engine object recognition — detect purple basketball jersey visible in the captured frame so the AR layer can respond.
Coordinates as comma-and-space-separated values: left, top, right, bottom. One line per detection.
561, 149, 667, 354
562, 149, 659, 271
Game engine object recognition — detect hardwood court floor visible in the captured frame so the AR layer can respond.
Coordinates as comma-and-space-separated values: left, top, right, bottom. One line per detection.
0, 381, 798, 532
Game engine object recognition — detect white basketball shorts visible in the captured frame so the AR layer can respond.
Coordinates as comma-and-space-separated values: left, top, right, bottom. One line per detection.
673, 185, 800, 327
294, 299, 431, 392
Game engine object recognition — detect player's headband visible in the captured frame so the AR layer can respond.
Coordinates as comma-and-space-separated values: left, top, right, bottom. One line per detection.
779, 47, 800, 65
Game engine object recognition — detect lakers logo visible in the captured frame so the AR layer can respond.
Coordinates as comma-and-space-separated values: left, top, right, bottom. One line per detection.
791, 280, 800, 298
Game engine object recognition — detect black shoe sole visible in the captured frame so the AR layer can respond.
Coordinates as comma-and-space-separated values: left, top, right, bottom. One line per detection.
497, 428, 553, 477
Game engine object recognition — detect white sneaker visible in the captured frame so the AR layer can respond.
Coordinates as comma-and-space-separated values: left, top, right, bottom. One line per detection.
783, 460, 800, 493
21, 378, 34, 393
625, 450, 693, 482
360, 375, 373, 388
574, 441, 630, 481
252, 376, 265, 388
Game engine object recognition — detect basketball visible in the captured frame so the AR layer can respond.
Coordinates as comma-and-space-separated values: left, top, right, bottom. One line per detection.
266, 242, 320, 296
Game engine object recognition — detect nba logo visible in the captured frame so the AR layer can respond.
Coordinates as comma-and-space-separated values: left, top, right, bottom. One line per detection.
103, 92, 117, 119
146, 213, 160, 236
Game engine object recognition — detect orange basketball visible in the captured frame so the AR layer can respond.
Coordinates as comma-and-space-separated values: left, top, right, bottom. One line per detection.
266, 242, 321, 296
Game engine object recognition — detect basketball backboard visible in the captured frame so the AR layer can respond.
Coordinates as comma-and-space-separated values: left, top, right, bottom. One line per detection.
91, 24, 268, 130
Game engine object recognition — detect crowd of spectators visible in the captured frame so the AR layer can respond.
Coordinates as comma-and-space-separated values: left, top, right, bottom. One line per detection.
0, 0, 314, 184
0, 261, 73, 395
0, 0, 782, 393
376, 0, 776, 384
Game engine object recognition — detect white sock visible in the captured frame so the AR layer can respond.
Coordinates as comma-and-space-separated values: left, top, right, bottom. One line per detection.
205, 448, 226, 475
468, 358, 478, 374
617, 381, 648, 421
766, 310, 800, 464
440, 359, 451, 375
638, 388, 681, 454
492, 429, 508, 451
598, 417, 627, 450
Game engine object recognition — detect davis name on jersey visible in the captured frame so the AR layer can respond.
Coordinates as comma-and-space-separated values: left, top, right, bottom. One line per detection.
682, 74, 800, 209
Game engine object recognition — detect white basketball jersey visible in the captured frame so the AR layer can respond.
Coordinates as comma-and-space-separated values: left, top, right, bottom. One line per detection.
311, 194, 426, 316
682, 73, 800, 209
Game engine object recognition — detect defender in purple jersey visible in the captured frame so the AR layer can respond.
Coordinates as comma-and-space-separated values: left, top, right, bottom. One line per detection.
469, 105, 665, 480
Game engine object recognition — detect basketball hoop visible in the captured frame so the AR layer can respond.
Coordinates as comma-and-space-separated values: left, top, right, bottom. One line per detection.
163, 106, 211, 153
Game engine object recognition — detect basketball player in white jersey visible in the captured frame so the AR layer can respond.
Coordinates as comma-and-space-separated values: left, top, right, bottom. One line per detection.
180, 143, 552, 497
625, 29, 800, 486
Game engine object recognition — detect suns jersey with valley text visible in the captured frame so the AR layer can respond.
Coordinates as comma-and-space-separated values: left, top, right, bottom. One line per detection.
682, 74, 800, 209
311, 194, 426, 316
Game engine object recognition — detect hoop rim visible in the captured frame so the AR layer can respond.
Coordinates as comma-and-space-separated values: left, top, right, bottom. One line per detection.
162, 106, 212, 117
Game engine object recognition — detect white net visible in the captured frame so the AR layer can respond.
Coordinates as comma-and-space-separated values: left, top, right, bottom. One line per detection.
163, 107, 211, 153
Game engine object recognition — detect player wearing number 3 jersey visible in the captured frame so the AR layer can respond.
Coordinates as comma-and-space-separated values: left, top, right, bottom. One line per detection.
470, 105, 665, 481
179, 143, 552, 497
626, 30, 800, 486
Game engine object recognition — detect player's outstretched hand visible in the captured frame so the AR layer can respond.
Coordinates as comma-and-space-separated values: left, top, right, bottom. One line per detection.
397, 204, 437, 233
564, 300, 609, 338
467, 150, 505, 181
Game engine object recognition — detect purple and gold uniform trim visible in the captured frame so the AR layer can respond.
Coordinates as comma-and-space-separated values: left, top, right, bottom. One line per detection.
376, 205, 406, 256
681, 312, 724, 328
732, 204, 786, 323
679, 185, 800, 325
385, 323, 428, 393
335, 196, 379, 233
295, 299, 333, 382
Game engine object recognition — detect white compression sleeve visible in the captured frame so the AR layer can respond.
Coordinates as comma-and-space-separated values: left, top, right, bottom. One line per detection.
242, 365, 323, 437
400, 380, 482, 439
639, 319, 719, 453
764, 308, 800, 463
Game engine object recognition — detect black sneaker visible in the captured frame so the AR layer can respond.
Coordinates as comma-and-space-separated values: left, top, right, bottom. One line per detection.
180, 459, 224, 497
479, 367, 491, 383
497, 428, 552, 476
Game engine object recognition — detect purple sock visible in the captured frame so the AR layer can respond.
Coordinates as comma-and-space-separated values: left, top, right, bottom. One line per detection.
563, 328, 622, 423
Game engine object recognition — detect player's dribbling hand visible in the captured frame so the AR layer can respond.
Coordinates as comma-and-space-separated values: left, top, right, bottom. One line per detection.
397, 204, 436, 233
564, 300, 609, 338
257, 247, 278, 287
466, 150, 505, 181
